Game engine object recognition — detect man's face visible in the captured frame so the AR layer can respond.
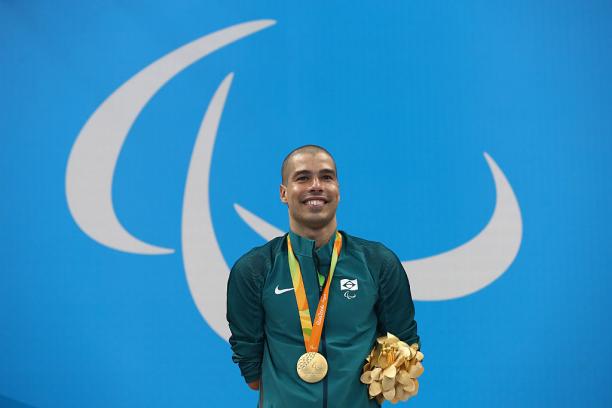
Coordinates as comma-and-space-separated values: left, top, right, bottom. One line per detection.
280, 151, 340, 231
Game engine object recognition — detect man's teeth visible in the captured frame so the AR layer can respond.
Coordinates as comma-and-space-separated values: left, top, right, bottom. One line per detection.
306, 200, 325, 206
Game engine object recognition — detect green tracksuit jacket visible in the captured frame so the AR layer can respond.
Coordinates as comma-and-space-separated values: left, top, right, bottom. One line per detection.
227, 230, 419, 408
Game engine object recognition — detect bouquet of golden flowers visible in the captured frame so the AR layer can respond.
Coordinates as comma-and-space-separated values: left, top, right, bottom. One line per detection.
360, 333, 424, 404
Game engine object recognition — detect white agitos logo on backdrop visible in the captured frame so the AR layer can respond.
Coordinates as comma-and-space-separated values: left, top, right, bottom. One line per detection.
65, 20, 523, 341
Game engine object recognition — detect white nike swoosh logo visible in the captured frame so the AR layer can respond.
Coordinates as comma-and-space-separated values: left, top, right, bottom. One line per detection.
274, 285, 295, 295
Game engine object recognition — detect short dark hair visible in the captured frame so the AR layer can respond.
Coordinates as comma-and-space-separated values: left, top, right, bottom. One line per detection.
281, 145, 337, 184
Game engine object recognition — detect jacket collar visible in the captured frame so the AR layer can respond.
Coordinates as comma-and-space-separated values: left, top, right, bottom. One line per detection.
288, 229, 337, 261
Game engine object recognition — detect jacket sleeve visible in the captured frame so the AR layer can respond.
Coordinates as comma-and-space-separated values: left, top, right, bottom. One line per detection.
226, 253, 266, 383
375, 248, 420, 348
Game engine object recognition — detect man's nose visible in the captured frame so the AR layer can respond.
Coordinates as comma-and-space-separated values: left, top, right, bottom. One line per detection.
309, 176, 323, 190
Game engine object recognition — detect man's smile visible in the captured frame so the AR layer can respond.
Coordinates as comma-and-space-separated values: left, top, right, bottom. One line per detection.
302, 197, 328, 209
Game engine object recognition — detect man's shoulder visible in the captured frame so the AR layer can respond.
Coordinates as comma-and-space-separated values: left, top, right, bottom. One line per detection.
231, 235, 286, 273
341, 231, 399, 264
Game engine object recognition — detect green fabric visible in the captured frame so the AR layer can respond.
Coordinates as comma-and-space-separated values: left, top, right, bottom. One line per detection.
289, 230, 335, 289
227, 231, 420, 408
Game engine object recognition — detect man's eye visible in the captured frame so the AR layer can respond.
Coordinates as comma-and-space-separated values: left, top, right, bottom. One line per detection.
296, 176, 308, 182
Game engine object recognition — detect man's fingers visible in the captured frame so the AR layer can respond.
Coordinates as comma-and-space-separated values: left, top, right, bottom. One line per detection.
248, 380, 260, 390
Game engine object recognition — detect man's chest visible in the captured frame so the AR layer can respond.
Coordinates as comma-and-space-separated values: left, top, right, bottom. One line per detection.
261, 253, 379, 339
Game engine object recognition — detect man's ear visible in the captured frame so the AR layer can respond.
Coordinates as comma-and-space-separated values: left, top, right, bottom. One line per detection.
279, 184, 288, 204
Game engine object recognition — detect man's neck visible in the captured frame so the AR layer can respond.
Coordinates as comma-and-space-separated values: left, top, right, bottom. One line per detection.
290, 219, 337, 248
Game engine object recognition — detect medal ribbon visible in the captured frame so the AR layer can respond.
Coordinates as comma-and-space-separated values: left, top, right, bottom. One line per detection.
287, 231, 342, 353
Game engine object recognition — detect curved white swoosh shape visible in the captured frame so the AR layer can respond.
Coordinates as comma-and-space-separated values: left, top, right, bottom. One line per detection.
404, 153, 522, 300
234, 152, 523, 300
235, 203, 284, 238
182, 73, 234, 340
65, 20, 276, 254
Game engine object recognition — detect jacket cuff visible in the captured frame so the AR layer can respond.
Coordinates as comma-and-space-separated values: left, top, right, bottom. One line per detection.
240, 361, 261, 383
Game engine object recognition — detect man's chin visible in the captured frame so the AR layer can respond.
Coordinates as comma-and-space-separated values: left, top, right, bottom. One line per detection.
299, 216, 336, 230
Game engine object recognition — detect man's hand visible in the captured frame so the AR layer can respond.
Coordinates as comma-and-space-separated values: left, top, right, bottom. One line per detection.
248, 380, 260, 390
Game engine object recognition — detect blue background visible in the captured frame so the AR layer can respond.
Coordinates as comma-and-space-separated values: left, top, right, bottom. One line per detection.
2, 1, 612, 406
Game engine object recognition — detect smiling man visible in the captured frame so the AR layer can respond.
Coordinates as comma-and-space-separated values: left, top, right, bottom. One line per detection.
227, 145, 419, 407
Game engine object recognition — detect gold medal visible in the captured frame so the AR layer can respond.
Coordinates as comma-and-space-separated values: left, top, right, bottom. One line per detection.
296, 352, 328, 383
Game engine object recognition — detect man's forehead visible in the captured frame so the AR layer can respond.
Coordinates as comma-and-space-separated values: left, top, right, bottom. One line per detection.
287, 151, 336, 173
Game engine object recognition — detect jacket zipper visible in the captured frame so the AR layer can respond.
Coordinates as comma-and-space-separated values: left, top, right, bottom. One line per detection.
314, 252, 328, 408
321, 327, 328, 408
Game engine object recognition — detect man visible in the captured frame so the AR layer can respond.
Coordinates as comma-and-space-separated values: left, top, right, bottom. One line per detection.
227, 145, 419, 407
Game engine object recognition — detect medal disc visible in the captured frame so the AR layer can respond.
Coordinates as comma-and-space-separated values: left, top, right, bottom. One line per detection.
296, 352, 328, 383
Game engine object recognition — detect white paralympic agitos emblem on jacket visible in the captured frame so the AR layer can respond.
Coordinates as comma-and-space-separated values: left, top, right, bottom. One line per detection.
341, 279, 358, 300
65, 20, 523, 342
